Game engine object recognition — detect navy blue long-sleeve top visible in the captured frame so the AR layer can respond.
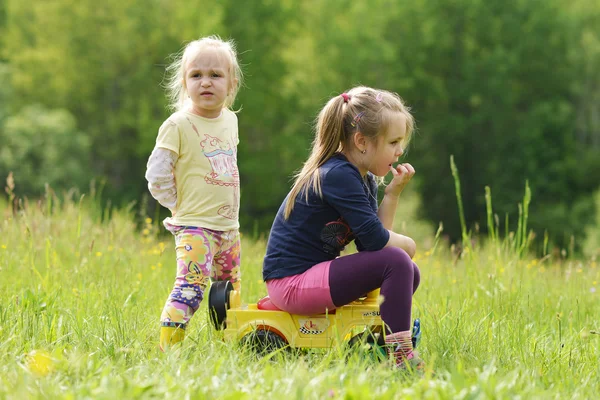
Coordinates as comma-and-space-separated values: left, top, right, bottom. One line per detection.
263, 153, 390, 281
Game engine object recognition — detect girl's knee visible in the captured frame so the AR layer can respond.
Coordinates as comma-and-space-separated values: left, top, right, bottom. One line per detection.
413, 262, 421, 277
380, 247, 413, 269
412, 262, 421, 291
170, 284, 204, 310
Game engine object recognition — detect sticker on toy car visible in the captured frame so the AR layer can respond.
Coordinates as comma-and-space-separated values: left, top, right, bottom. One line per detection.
298, 318, 330, 335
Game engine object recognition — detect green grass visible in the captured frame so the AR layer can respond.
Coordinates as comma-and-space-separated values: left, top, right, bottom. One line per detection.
0, 194, 598, 399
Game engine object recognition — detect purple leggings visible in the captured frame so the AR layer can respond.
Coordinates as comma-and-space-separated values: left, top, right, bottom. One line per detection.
329, 247, 420, 333
267, 247, 419, 333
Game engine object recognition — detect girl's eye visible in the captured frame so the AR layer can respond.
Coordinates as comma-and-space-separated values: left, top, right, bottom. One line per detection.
211, 73, 221, 78
391, 140, 399, 145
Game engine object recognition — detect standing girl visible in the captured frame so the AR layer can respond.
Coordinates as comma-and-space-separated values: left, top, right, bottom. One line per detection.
263, 87, 422, 368
145, 36, 243, 350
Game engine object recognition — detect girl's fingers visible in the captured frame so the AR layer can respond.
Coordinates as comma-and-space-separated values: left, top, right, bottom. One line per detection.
396, 163, 415, 180
396, 164, 409, 176
402, 163, 415, 176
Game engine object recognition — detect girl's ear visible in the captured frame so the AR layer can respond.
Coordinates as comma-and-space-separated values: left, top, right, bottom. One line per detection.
229, 77, 239, 94
353, 131, 368, 153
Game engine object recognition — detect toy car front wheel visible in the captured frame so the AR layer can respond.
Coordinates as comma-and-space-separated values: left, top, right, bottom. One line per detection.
208, 280, 233, 330
348, 329, 387, 362
241, 329, 288, 355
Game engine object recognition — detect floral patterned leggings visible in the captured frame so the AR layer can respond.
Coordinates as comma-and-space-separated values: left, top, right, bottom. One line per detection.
160, 226, 241, 328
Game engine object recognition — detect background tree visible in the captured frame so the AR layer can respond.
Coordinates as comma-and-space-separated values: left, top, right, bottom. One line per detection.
219, 0, 302, 231
385, 0, 600, 247
1, 0, 599, 249
0, 105, 91, 194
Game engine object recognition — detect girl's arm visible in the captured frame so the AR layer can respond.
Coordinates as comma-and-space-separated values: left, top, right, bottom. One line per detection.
379, 163, 416, 257
377, 193, 399, 230
145, 147, 178, 214
385, 230, 416, 258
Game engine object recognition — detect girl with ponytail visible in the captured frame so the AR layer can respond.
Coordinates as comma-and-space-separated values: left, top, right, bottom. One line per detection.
263, 86, 423, 369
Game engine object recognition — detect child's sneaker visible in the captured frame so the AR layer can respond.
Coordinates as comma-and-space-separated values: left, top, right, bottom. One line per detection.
397, 350, 425, 372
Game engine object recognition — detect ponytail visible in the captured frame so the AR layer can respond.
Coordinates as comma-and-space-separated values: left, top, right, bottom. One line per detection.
283, 95, 347, 219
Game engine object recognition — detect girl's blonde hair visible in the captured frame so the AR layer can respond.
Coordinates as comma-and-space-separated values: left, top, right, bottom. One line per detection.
165, 35, 243, 112
284, 86, 415, 219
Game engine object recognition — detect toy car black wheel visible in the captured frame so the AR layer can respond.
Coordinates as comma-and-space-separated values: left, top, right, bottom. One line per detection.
208, 280, 233, 330
348, 329, 387, 362
241, 329, 288, 355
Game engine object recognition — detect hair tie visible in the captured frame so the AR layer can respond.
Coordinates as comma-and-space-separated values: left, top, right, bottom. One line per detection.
340, 93, 350, 103
375, 92, 383, 103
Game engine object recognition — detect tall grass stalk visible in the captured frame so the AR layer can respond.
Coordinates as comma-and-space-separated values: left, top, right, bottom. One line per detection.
517, 181, 532, 257
450, 155, 471, 253
484, 186, 496, 244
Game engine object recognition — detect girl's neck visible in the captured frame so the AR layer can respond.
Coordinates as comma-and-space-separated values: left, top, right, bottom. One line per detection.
188, 107, 223, 119
340, 150, 368, 177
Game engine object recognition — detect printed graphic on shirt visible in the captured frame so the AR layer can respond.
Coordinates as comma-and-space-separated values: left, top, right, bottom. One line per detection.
320, 218, 355, 254
187, 117, 201, 137
217, 186, 239, 220
200, 133, 240, 187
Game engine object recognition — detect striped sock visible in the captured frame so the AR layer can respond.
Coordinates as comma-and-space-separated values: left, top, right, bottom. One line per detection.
385, 330, 414, 367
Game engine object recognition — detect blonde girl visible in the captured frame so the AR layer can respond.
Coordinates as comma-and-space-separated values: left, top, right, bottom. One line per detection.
145, 35, 243, 350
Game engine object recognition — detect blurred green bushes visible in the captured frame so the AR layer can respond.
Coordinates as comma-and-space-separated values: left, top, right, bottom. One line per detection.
0, 0, 598, 251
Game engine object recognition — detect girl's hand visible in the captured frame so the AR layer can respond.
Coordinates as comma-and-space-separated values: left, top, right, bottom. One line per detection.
385, 163, 415, 198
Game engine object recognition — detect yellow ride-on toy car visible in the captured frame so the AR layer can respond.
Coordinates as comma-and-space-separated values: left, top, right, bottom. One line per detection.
207, 281, 421, 357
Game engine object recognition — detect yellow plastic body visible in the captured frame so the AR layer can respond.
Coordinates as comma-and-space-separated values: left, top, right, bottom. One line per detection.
222, 289, 383, 348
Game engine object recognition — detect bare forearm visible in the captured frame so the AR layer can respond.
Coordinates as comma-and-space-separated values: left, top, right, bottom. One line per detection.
377, 193, 399, 230
385, 230, 416, 258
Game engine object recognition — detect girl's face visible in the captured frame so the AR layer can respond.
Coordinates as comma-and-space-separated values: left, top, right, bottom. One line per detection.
184, 48, 235, 118
364, 112, 407, 177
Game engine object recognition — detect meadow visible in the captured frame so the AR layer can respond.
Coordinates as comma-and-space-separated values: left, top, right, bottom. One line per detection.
0, 189, 598, 399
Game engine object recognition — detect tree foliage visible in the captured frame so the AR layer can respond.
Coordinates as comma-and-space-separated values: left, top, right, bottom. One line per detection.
1, 0, 599, 248
0, 105, 91, 194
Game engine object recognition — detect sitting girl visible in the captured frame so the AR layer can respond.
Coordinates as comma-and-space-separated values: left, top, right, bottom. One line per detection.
262, 87, 422, 369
